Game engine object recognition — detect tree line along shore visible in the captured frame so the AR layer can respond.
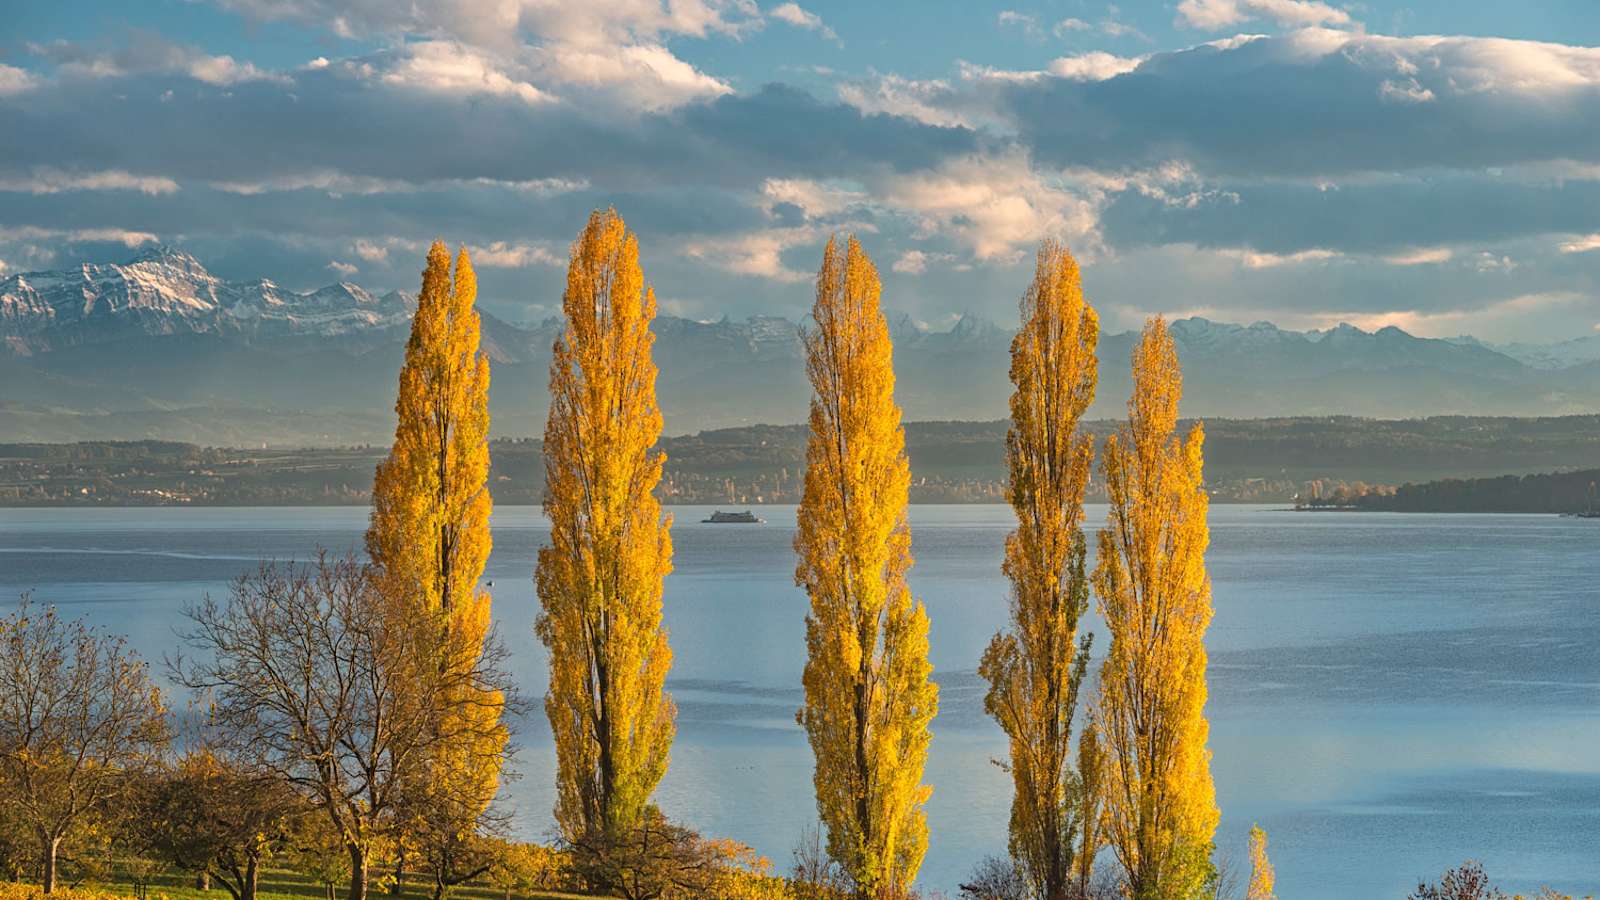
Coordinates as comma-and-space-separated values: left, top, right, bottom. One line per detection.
5, 413, 1600, 511
2, 211, 1580, 900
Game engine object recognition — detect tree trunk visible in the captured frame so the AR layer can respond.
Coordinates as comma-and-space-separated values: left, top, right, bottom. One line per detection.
41, 834, 60, 894
242, 856, 259, 900
196, 870, 212, 890
347, 844, 369, 900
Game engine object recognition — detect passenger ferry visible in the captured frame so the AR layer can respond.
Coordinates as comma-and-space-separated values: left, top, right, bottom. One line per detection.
702, 509, 764, 524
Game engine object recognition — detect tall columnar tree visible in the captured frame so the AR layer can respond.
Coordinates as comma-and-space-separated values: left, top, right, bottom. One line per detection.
795, 235, 938, 899
366, 242, 506, 854
1074, 715, 1106, 896
1246, 825, 1275, 900
1093, 317, 1219, 899
978, 239, 1100, 900
536, 209, 675, 848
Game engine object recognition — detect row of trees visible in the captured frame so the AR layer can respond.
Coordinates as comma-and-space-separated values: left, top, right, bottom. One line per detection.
1, 210, 1245, 900
524, 213, 1252, 899
7, 208, 1585, 899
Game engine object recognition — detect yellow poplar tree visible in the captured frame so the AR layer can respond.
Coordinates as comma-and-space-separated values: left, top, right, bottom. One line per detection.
978, 239, 1100, 900
366, 241, 506, 831
1075, 715, 1106, 896
1093, 317, 1218, 899
1246, 825, 1276, 900
536, 209, 675, 846
795, 235, 937, 899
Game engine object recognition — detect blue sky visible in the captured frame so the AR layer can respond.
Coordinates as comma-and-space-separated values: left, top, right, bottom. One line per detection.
2, 0, 1599, 341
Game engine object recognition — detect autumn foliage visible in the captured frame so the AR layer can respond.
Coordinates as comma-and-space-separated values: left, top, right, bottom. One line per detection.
536, 209, 677, 849
794, 235, 938, 898
979, 240, 1101, 900
365, 240, 508, 880
1093, 317, 1218, 899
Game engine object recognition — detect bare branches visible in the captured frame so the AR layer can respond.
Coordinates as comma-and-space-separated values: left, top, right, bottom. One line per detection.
0, 595, 169, 892
170, 553, 518, 900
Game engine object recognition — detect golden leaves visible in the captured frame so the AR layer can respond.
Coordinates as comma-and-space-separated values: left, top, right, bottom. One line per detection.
795, 235, 937, 898
366, 239, 505, 835
980, 239, 1100, 900
1094, 317, 1218, 898
536, 209, 676, 843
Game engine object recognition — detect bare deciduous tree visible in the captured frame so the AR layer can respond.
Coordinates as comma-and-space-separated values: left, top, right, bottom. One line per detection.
0, 597, 169, 893
171, 554, 516, 900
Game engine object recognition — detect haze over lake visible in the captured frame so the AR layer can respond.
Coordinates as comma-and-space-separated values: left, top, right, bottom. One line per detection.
3, 504, 1597, 897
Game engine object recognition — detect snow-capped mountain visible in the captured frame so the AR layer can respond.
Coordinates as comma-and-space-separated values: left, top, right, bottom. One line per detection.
1464, 335, 1600, 370
0, 246, 412, 352
3, 248, 1598, 445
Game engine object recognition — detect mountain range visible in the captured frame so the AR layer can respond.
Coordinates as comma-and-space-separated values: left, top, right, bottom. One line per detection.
3, 247, 1598, 446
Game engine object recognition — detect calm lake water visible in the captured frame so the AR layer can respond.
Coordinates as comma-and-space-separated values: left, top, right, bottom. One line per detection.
2, 504, 1597, 897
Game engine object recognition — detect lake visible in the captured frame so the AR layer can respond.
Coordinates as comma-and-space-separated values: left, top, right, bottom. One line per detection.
2, 504, 1597, 897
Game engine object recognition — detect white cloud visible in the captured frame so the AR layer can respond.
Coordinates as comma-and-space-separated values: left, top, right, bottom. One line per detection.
770, 3, 837, 41
997, 10, 1043, 39
326, 260, 358, 276
31, 37, 289, 85
890, 250, 959, 275
686, 221, 876, 283
212, 171, 588, 196
762, 178, 865, 218
959, 52, 1144, 87
379, 40, 553, 105
0, 226, 160, 247
1218, 247, 1341, 268
0, 168, 179, 195
879, 153, 1101, 263
0, 64, 39, 95
1049, 52, 1144, 80
186, 53, 286, 85
837, 74, 969, 128
217, 0, 750, 110
1475, 251, 1517, 272
1055, 17, 1091, 33
353, 239, 393, 262
1325, 291, 1585, 338
1099, 19, 1149, 41
211, 172, 414, 195
537, 41, 731, 108
1176, 0, 1352, 30
467, 241, 563, 268
1383, 247, 1453, 266
1559, 234, 1600, 254
1378, 78, 1435, 103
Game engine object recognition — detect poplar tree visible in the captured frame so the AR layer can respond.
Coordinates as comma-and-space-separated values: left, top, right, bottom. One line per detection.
978, 240, 1099, 900
795, 235, 938, 899
366, 242, 506, 875
536, 209, 675, 848
1093, 317, 1219, 899
1246, 825, 1276, 900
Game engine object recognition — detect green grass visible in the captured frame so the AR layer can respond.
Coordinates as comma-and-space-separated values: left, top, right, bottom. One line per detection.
91, 869, 590, 900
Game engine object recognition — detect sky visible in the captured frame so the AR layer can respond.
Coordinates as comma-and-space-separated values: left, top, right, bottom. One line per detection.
2, 0, 1599, 342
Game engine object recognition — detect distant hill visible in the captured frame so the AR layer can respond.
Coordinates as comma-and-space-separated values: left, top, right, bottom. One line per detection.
7, 416, 1599, 507
4, 248, 1599, 445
